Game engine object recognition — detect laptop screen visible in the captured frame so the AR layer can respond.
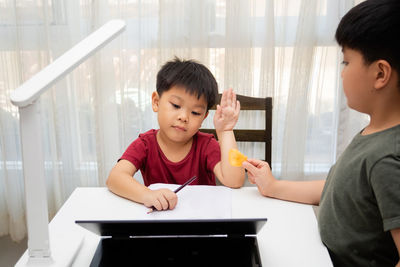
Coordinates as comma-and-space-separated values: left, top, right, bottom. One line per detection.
76, 218, 267, 267
76, 218, 267, 237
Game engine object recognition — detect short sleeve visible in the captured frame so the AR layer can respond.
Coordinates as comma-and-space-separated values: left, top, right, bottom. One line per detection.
370, 156, 400, 231
119, 136, 148, 170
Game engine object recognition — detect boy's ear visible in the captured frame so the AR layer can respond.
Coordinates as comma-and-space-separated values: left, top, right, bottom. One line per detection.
374, 60, 392, 90
151, 91, 160, 112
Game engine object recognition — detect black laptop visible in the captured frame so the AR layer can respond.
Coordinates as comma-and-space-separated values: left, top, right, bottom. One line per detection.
76, 218, 267, 267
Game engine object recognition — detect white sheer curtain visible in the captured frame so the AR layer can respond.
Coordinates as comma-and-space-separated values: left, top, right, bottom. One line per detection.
0, 0, 368, 241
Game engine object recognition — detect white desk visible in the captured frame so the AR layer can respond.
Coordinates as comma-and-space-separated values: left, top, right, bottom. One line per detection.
16, 187, 332, 267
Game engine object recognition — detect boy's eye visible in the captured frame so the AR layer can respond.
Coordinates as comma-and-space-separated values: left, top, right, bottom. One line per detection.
341, 61, 349, 66
192, 111, 201, 116
171, 103, 180, 109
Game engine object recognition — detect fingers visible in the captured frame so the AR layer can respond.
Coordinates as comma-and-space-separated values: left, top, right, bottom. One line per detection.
243, 161, 258, 185
150, 189, 178, 211
228, 88, 234, 107
247, 175, 256, 184
247, 158, 269, 168
220, 88, 237, 108
243, 158, 271, 183
242, 161, 256, 174
230, 91, 240, 118
215, 104, 222, 118
155, 195, 169, 211
218, 88, 240, 114
220, 89, 227, 108
168, 196, 178, 209
227, 88, 236, 108
235, 100, 240, 117
242, 158, 265, 172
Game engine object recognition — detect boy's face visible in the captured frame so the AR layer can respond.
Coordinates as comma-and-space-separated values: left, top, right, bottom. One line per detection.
152, 85, 209, 143
341, 48, 377, 114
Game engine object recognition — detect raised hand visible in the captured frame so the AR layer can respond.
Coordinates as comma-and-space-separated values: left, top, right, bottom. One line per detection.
213, 88, 240, 132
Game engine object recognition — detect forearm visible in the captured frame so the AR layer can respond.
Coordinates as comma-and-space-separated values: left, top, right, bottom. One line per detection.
106, 171, 151, 204
391, 228, 400, 267
266, 179, 325, 205
217, 130, 245, 188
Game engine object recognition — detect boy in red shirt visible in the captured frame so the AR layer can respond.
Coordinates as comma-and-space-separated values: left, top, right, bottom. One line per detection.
107, 58, 245, 211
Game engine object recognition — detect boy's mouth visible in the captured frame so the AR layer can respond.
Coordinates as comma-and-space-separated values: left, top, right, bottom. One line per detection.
172, 125, 187, 132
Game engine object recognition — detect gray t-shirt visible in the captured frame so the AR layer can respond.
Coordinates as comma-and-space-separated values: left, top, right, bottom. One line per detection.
318, 124, 400, 266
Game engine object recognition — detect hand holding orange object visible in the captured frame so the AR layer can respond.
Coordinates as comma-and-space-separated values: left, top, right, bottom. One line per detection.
228, 148, 247, 167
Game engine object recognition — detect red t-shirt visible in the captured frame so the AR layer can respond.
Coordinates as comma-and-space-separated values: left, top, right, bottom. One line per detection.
120, 129, 221, 186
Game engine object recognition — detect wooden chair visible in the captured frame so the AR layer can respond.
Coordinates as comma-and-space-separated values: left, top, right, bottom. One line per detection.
200, 94, 272, 166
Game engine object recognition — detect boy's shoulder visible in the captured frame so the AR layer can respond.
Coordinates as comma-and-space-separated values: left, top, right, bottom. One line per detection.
138, 129, 157, 138
373, 124, 400, 154
357, 124, 400, 162
132, 129, 157, 145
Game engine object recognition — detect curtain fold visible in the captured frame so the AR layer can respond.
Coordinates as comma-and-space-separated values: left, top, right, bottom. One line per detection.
0, 0, 366, 241
280, 0, 318, 180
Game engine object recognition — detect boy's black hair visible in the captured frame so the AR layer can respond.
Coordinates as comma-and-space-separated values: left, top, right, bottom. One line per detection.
156, 57, 218, 111
335, 0, 400, 79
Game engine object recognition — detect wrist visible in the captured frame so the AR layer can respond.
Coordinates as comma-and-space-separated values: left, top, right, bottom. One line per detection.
216, 129, 234, 137
139, 187, 153, 205
261, 176, 278, 197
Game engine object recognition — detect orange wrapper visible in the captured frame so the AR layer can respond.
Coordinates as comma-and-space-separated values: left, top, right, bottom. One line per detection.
228, 148, 247, 167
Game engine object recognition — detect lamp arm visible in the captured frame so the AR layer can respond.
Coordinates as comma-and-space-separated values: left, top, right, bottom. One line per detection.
11, 19, 126, 265
10, 19, 126, 107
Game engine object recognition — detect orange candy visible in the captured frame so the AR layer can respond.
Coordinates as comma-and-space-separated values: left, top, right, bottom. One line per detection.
228, 148, 247, 167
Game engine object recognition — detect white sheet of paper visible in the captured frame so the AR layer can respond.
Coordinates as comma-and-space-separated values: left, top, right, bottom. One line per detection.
144, 184, 232, 219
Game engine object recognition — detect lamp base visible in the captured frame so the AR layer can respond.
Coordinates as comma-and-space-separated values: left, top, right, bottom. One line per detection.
15, 233, 83, 267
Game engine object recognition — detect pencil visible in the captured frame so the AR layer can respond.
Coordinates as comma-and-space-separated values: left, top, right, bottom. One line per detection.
147, 175, 197, 214
173, 175, 197, 193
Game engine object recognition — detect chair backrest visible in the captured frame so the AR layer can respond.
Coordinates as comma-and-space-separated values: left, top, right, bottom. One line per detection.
200, 94, 272, 166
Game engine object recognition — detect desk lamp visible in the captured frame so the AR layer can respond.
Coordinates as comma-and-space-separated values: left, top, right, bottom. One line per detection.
10, 19, 126, 266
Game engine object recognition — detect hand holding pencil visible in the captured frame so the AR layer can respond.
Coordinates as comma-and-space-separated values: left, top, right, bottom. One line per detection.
146, 176, 197, 214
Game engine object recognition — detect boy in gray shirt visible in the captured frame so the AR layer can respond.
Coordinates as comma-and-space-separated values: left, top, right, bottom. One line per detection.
242, 0, 400, 266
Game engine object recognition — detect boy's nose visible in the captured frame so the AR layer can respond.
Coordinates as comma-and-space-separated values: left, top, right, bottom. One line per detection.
178, 112, 189, 123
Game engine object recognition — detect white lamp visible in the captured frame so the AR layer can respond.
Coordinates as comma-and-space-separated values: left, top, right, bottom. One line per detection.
11, 19, 126, 266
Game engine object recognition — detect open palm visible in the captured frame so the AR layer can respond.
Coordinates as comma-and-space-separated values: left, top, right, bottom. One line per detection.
213, 88, 240, 132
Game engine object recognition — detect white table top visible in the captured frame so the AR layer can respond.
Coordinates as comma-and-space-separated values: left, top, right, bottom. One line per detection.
17, 186, 332, 267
